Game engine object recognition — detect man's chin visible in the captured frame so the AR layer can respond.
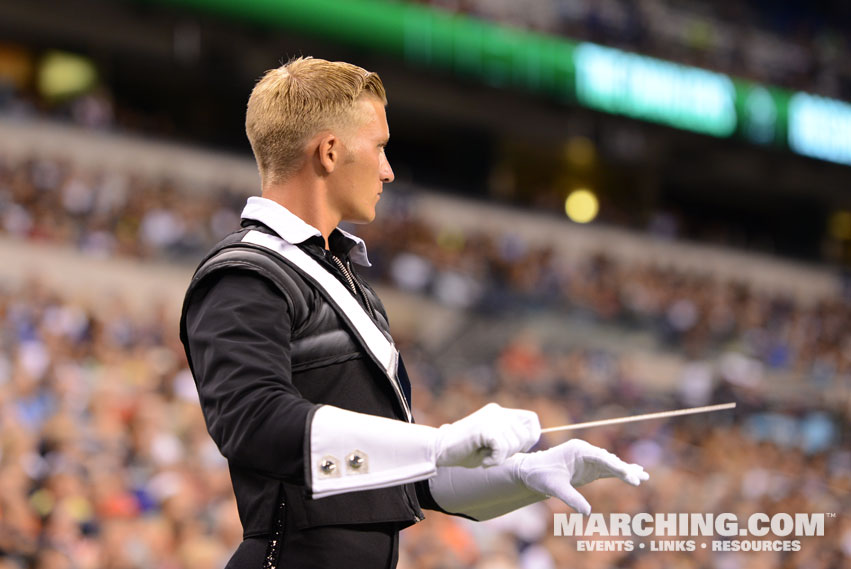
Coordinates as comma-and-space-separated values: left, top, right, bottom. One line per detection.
342, 211, 376, 225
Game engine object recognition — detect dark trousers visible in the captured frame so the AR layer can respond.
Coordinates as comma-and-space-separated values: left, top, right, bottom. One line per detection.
225, 523, 400, 569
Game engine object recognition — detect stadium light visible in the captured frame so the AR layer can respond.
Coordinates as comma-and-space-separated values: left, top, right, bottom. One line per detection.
37, 50, 97, 100
565, 189, 599, 224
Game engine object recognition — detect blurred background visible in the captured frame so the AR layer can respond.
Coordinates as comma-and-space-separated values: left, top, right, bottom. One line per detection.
0, 0, 849, 567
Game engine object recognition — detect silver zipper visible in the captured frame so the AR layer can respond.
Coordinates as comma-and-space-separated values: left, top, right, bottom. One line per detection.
329, 254, 357, 295
387, 348, 412, 422
330, 253, 410, 421
347, 259, 375, 317
330, 254, 374, 316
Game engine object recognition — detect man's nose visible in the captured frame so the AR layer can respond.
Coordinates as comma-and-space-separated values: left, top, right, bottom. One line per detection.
380, 155, 394, 183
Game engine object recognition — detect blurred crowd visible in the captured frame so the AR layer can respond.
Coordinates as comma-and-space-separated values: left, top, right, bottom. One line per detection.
1, 2, 849, 567
415, 0, 851, 100
0, 280, 241, 568
2, 152, 849, 395
361, 214, 850, 394
0, 275, 847, 568
0, 147, 848, 567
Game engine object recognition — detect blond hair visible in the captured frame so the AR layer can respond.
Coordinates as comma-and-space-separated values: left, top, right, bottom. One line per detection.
245, 56, 387, 183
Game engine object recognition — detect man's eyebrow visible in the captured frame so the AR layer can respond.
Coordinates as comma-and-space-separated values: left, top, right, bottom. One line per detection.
379, 137, 389, 146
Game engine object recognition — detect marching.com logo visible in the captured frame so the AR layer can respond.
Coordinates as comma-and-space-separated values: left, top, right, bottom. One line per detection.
554, 513, 832, 552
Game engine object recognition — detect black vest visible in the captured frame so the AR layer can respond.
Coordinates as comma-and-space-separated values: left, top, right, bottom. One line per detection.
179, 224, 425, 538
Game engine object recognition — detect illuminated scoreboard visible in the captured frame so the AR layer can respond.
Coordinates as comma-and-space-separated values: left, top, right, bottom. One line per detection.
573, 43, 737, 138
788, 93, 851, 166
146, 0, 851, 167
404, 10, 851, 167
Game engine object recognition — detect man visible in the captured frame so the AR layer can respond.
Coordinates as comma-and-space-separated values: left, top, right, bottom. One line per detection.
180, 57, 648, 568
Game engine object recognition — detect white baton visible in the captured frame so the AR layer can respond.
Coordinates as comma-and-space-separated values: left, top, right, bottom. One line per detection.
541, 402, 736, 434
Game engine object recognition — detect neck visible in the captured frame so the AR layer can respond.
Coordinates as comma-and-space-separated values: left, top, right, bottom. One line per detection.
261, 175, 340, 248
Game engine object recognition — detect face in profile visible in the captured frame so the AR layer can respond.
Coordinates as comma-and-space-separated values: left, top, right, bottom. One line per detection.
328, 97, 395, 224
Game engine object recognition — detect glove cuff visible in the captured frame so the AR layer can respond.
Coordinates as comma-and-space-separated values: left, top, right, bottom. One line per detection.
428, 455, 547, 521
308, 405, 438, 499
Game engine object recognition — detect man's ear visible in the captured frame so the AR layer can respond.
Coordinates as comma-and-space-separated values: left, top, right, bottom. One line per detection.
317, 133, 340, 175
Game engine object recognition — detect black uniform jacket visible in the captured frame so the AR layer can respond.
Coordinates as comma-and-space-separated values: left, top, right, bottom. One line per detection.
179, 221, 437, 539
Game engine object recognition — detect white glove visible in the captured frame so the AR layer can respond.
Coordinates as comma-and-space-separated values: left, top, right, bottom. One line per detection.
436, 403, 541, 468
429, 438, 648, 520
516, 439, 649, 515
308, 403, 540, 499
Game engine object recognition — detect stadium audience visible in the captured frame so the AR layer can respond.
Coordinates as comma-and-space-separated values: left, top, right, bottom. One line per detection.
1, 3, 849, 567
0, 279, 846, 568
1, 152, 848, 392
0, 147, 848, 567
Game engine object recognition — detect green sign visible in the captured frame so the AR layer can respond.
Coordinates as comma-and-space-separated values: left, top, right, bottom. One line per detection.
573, 43, 736, 137
137, 0, 850, 167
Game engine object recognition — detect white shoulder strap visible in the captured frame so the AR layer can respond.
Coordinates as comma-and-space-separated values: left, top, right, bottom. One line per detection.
242, 230, 412, 421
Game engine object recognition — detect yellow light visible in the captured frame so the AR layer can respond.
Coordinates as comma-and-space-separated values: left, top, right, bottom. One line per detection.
565, 189, 599, 223
37, 51, 97, 100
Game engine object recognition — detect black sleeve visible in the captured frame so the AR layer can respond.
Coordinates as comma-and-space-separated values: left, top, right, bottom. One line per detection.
414, 480, 443, 511
414, 480, 476, 521
184, 269, 316, 482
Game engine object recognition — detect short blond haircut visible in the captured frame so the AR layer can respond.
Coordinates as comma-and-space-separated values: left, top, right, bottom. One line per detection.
245, 57, 387, 183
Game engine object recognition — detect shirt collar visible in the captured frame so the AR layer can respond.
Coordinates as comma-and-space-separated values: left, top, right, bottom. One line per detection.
240, 196, 372, 267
